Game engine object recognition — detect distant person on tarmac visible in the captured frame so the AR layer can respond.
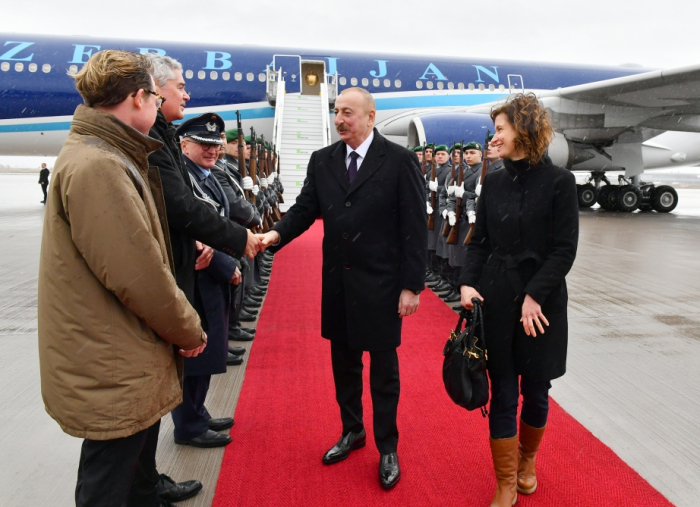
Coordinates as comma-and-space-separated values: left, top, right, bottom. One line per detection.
38, 162, 49, 204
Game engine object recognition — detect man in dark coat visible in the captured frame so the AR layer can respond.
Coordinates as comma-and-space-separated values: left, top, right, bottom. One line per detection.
259, 87, 427, 490
38, 163, 50, 204
170, 113, 240, 449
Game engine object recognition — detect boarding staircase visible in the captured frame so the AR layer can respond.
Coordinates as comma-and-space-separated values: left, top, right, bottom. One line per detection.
267, 63, 337, 211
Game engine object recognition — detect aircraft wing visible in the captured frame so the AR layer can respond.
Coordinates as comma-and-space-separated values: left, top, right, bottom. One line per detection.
461, 64, 700, 141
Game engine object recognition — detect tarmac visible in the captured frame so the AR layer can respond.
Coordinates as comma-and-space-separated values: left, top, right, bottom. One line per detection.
1, 173, 699, 506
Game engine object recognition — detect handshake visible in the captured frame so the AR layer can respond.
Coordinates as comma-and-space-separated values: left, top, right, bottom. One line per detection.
244, 229, 282, 258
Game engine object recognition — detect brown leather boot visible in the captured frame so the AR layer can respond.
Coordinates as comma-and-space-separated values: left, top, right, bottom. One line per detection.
489, 435, 518, 506
517, 420, 546, 495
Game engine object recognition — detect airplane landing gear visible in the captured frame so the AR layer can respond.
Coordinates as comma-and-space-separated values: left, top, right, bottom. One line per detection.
578, 173, 679, 213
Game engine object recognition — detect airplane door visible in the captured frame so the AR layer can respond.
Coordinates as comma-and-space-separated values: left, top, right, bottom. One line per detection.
273, 55, 301, 94
508, 74, 524, 93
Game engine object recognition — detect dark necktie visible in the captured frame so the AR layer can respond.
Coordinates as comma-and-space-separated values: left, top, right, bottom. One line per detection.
348, 152, 359, 182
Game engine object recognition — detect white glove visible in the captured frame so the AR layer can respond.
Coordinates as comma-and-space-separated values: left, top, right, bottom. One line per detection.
428, 180, 438, 192
454, 185, 465, 199
442, 209, 448, 219
447, 184, 457, 196
252, 185, 260, 194
467, 210, 476, 224
475, 183, 482, 196
426, 203, 433, 215
261, 177, 268, 188
242, 176, 254, 190
270, 172, 277, 181
447, 211, 456, 226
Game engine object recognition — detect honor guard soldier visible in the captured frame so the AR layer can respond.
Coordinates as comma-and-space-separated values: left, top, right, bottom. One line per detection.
425, 144, 451, 286
445, 141, 482, 304
476, 134, 504, 197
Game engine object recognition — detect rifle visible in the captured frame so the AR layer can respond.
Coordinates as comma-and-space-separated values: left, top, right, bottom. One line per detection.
274, 144, 284, 204
441, 141, 457, 237
236, 111, 261, 233
258, 136, 275, 229
446, 140, 465, 244
250, 128, 269, 232
464, 130, 491, 245
426, 143, 436, 231
262, 135, 282, 222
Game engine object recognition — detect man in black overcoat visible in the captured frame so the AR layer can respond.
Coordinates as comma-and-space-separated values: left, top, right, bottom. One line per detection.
38, 163, 50, 204
259, 87, 427, 489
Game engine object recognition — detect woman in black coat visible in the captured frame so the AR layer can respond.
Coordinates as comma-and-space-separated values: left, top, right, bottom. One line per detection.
458, 94, 579, 507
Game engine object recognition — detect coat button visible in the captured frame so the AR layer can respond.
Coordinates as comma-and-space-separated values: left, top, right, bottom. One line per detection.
345, 201, 351, 207
342, 233, 349, 239
344, 263, 351, 270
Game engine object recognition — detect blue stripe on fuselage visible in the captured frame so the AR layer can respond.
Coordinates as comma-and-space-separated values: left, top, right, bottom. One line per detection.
0, 94, 504, 133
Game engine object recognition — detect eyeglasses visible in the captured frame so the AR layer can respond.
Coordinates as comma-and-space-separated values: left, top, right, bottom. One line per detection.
133, 88, 166, 109
185, 140, 219, 152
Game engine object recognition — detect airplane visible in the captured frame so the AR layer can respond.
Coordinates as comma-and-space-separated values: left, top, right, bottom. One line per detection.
2, 33, 700, 213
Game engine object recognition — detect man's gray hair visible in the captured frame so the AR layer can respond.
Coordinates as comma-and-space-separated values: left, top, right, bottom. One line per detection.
144, 53, 183, 87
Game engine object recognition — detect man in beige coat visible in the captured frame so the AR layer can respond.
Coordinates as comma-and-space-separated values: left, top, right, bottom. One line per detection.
38, 50, 206, 507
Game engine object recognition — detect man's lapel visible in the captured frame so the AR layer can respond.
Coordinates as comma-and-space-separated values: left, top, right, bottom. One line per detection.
347, 129, 386, 196
328, 142, 350, 193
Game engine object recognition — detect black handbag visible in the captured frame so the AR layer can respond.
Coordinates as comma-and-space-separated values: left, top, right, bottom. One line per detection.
442, 298, 490, 416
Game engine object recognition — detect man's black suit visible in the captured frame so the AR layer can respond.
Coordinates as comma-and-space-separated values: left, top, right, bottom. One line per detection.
271, 129, 427, 453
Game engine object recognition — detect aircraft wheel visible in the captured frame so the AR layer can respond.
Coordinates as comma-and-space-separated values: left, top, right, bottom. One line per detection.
652, 185, 678, 212
618, 185, 641, 212
577, 184, 597, 208
600, 186, 619, 210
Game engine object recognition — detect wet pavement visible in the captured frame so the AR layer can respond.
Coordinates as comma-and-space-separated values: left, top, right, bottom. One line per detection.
1, 173, 699, 506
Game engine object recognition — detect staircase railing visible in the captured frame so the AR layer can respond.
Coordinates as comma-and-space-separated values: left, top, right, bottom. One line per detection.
320, 73, 332, 147
272, 68, 286, 153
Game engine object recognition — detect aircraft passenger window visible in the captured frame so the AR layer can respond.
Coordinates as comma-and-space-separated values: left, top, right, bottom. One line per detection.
339, 77, 347, 85
478, 83, 485, 90
210, 71, 218, 80
68, 65, 78, 75
185, 70, 193, 79
42, 64, 51, 73
416, 80, 423, 89
0, 62, 8, 71
468, 83, 475, 90
29, 63, 37, 73
258, 73, 265, 82
498, 84, 505, 90
426, 81, 433, 90
458, 82, 464, 90
234, 72, 242, 81
247, 73, 254, 82
198, 70, 205, 80
447, 82, 454, 90
351, 77, 358, 86
372, 78, 379, 87
15, 63, 24, 72
489, 84, 495, 91
437, 81, 444, 90
395, 79, 401, 88
222, 72, 230, 81
384, 79, 390, 87
362, 78, 369, 86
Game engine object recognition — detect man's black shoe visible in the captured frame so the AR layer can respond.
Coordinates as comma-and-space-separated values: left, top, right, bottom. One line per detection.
322, 429, 366, 464
379, 452, 401, 489
443, 291, 461, 303
156, 474, 202, 503
242, 306, 258, 316
244, 299, 261, 309
229, 327, 253, 341
239, 309, 257, 322
433, 284, 453, 295
245, 294, 264, 304
228, 345, 246, 355
241, 326, 256, 334
250, 287, 266, 296
226, 353, 243, 365
207, 417, 234, 431
174, 429, 231, 448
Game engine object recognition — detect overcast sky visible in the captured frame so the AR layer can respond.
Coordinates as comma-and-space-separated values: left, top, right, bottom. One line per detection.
2, 0, 698, 167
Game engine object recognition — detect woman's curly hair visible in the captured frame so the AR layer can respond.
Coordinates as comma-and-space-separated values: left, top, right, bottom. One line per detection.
490, 93, 553, 163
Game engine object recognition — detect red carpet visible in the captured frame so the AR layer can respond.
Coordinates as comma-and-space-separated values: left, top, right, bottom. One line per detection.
214, 220, 672, 506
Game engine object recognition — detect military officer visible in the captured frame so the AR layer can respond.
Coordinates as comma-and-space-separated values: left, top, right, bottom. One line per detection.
476, 134, 504, 198
170, 113, 240, 449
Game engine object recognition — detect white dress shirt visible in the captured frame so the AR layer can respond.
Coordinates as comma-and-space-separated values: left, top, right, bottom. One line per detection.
344, 130, 374, 173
